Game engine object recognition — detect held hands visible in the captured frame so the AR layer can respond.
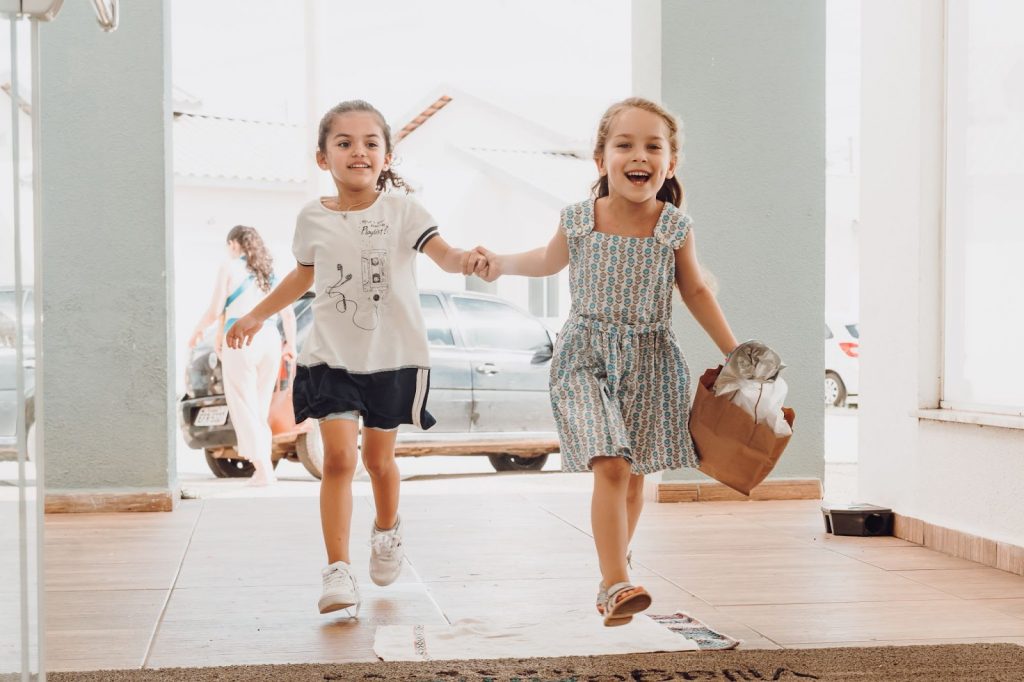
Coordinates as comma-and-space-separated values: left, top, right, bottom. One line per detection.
225, 313, 263, 350
471, 246, 502, 282
457, 246, 502, 282
460, 248, 489, 277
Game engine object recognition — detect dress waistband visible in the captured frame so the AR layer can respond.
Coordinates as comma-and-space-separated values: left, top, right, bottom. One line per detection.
567, 314, 672, 335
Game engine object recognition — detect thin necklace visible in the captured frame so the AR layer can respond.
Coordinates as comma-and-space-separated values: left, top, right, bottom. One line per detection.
336, 195, 376, 213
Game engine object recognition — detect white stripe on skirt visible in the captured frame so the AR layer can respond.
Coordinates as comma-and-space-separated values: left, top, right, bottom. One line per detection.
411, 368, 428, 428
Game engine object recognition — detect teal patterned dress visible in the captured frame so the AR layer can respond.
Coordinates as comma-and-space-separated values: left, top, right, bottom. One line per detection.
550, 198, 699, 475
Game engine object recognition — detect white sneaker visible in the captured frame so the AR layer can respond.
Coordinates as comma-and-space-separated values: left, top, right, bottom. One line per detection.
369, 516, 404, 586
318, 561, 360, 616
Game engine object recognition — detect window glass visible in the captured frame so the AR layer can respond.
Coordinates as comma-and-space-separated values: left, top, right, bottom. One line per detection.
944, 0, 1024, 411
452, 297, 550, 352
420, 294, 455, 347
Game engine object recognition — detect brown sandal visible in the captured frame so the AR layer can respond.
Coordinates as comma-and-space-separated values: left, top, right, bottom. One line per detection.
596, 551, 634, 616
602, 582, 652, 627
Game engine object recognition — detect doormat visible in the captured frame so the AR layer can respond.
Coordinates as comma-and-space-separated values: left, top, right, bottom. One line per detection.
40, 643, 1024, 682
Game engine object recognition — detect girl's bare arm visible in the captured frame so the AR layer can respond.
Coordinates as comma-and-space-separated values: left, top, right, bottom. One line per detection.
248, 265, 314, 322
226, 264, 313, 348
674, 228, 739, 357
478, 229, 569, 280
190, 262, 231, 347
422, 235, 487, 275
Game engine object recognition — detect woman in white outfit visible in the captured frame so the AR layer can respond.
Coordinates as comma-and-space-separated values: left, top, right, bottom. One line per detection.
190, 226, 296, 485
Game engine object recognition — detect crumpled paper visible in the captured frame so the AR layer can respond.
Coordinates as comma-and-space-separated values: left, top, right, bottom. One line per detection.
713, 340, 792, 436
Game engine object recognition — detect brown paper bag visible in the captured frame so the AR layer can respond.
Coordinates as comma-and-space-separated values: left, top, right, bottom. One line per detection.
690, 366, 796, 496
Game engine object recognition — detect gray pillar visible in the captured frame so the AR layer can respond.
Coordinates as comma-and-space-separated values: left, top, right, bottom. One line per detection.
38, 1, 176, 508
659, 1, 826, 483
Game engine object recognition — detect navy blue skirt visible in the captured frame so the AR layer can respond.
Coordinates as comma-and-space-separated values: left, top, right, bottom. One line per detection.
292, 363, 435, 431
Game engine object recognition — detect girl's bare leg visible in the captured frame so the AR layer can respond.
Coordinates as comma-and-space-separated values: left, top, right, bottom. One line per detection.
591, 456, 632, 587
319, 419, 360, 564
626, 473, 645, 548
360, 427, 401, 530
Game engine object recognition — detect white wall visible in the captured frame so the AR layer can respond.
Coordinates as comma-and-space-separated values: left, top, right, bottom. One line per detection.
859, 0, 1024, 547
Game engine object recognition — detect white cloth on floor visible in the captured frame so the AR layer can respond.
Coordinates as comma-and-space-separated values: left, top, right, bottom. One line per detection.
373, 614, 699, 662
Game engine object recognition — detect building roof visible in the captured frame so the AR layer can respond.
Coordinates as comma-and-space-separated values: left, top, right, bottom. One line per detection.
394, 87, 595, 205
1, 81, 32, 117
395, 95, 452, 142
395, 86, 590, 150
173, 113, 308, 185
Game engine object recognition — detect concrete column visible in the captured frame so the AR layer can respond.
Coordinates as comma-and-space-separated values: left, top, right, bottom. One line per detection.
657, 1, 826, 487
38, 1, 175, 510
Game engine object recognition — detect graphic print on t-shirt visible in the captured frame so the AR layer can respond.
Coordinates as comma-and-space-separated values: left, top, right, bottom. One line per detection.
324, 215, 395, 332
362, 249, 390, 296
326, 262, 382, 331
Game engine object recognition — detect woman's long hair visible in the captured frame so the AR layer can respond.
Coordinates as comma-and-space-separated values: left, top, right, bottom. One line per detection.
226, 225, 274, 292
591, 97, 685, 208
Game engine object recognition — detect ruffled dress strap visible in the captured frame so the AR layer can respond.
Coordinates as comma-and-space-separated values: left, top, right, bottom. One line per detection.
653, 203, 693, 250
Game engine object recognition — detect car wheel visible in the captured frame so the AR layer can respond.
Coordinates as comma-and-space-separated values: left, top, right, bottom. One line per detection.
487, 453, 549, 472
296, 420, 324, 480
824, 371, 847, 407
204, 449, 255, 478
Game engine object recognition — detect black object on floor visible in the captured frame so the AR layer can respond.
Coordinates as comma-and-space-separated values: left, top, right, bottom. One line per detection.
822, 502, 894, 536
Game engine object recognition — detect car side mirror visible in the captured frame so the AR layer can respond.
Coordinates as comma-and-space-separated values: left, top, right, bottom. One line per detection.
532, 341, 554, 365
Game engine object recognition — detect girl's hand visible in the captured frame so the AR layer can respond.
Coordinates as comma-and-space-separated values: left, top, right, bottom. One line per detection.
462, 249, 488, 276
282, 341, 296, 363
225, 314, 262, 349
188, 327, 206, 348
475, 246, 503, 282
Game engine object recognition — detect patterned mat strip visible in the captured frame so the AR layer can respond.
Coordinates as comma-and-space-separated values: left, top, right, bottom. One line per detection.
650, 612, 741, 651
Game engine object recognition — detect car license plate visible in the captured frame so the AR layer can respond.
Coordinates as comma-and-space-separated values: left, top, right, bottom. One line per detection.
195, 405, 229, 427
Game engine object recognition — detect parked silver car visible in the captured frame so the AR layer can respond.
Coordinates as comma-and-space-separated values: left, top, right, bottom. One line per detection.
179, 290, 560, 478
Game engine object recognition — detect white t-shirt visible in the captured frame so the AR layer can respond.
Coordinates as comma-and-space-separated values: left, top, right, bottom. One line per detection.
291, 193, 439, 374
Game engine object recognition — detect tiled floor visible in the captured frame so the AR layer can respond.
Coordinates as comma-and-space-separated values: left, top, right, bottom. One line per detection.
4, 469, 1024, 672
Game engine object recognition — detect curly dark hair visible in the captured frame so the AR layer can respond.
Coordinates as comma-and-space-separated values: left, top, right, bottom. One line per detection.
226, 225, 274, 292
316, 99, 410, 193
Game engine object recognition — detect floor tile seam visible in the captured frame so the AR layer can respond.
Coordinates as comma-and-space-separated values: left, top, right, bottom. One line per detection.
817, 543, 989, 574
140, 499, 206, 670
401, 546, 451, 627
889, 569, 992, 600
657, 574, 786, 648
655, 577, 782, 647
40, 587, 175, 593
717, 624, 1024, 643
531, 498, 595, 540
778, 636, 1024, 647
715, 597, 1009, 609
415, 576, 608, 583
704, 597, 965, 607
